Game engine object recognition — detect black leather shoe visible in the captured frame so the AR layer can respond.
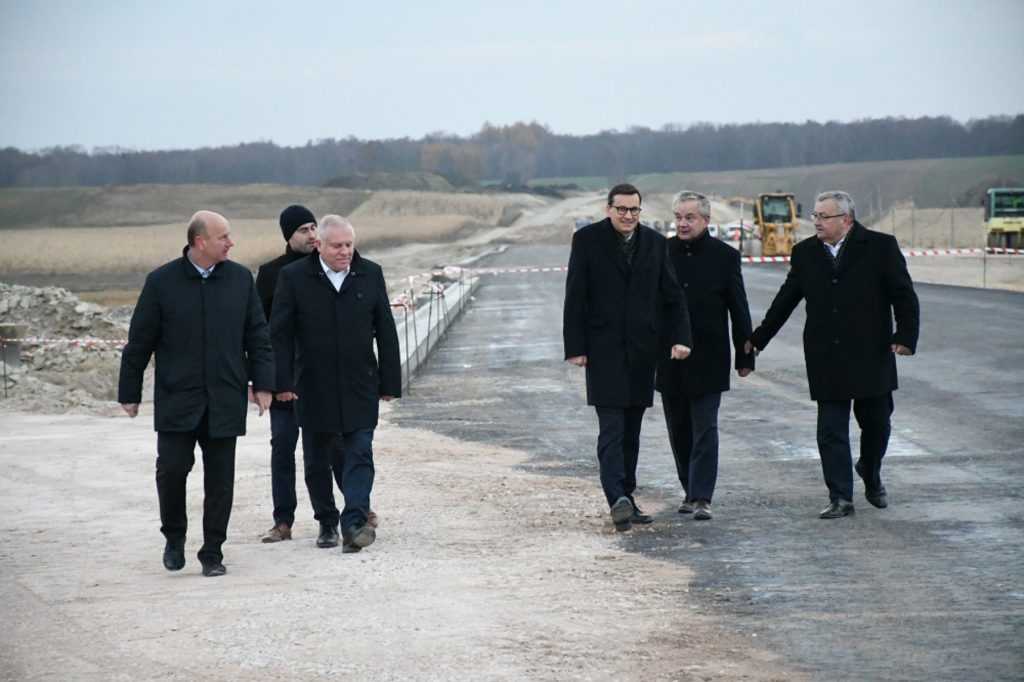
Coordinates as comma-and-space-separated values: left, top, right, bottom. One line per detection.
819, 499, 855, 519
865, 487, 889, 508
316, 524, 339, 548
201, 562, 226, 577
163, 542, 185, 571
610, 496, 633, 532
342, 523, 376, 553
630, 507, 653, 524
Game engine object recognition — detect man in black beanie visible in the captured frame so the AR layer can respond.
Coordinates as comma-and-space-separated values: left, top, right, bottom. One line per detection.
256, 205, 318, 542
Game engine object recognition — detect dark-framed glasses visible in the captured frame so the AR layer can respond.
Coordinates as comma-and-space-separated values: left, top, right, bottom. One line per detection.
611, 205, 642, 216
811, 212, 846, 221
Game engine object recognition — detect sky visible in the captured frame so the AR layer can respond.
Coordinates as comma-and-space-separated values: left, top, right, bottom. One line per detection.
2, 0, 1022, 153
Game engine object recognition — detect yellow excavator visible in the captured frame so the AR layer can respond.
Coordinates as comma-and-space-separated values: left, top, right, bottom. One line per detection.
752, 191, 800, 256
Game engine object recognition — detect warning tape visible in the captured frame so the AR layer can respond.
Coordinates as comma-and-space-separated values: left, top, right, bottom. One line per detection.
2, 246, 1019, 351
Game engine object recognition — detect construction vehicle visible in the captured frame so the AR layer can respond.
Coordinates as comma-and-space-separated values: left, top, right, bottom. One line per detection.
752, 191, 800, 256
983, 188, 1024, 248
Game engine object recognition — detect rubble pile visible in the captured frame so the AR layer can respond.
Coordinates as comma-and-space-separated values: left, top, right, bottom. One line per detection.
0, 283, 131, 414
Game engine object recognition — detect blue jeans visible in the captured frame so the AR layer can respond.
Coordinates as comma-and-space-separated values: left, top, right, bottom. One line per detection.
303, 428, 375, 531
661, 391, 722, 503
595, 406, 645, 508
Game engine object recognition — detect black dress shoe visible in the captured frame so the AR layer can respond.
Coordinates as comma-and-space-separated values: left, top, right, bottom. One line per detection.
342, 523, 376, 553
630, 502, 653, 524
865, 487, 889, 508
610, 496, 633, 532
201, 562, 226, 577
316, 524, 340, 548
819, 499, 855, 519
163, 542, 185, 571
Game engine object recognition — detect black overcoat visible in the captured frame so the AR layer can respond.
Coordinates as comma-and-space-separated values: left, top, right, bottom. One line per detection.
749, 222, 920, 401
270, 250, 401, 433
656, 231, 755, 396
563, 219, 692, 407
118, 248, 275, 437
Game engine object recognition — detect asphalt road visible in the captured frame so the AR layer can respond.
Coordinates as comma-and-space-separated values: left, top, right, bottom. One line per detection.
391, 243, 1024, 681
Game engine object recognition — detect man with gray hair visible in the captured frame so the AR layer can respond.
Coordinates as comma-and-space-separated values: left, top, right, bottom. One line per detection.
747, 191, 919, 518
656, 190, 755, 521
270, 214, 401, 552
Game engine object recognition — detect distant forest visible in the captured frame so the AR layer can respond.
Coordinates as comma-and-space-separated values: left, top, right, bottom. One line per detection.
2, 115, 1021, 188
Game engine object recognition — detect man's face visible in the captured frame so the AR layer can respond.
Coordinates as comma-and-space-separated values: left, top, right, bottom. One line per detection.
606, 193, 641, 235
673, 200, 708, 242
194, 217, 233, 265
813, 199, 852, 245
316, 223, 355, 272
288, 221, 317, 255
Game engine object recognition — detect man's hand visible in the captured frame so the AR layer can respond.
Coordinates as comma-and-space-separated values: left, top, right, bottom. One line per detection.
891, 343, 913, 356
670, 344, 691, 360
254, 390, 272, 416
743, 340, 760, 357
274, 391, 298, 402
121, 403, 139, 418
567, 355, 587, 367
381, 395, 394, 402
737, 367, 753, 377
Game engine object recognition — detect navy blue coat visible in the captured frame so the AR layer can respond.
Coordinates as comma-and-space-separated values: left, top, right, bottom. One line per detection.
118, 248, 275, 437
563, 219, 692, 407
270, 250, 401, 433
750, 222, 920, 401
656, 231, 755, 396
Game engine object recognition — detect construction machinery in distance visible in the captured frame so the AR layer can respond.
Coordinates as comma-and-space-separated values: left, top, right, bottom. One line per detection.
752, 191, 801, 256
983, 188, 1024, 248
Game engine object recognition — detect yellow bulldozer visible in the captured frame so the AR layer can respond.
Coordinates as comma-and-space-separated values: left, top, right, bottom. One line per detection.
752, 191, 800, 256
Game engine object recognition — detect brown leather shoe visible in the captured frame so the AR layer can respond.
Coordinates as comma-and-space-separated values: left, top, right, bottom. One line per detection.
693, 500, 713, 520
367, 510, 379, 529
678, 498, 695, 514
261, 522, 292, 543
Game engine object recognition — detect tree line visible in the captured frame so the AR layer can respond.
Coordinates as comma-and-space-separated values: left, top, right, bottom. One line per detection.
1, 115, 1021, 188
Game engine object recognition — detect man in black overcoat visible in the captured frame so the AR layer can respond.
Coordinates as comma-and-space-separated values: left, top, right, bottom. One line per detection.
563, 183, 692, 532
119, 210, 275, 577
747, 190, 920, 518
271, 214, 401, 553
656, 191, 755, 521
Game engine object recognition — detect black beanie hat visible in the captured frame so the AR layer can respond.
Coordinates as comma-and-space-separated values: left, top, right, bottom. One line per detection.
279, 204, 316, 242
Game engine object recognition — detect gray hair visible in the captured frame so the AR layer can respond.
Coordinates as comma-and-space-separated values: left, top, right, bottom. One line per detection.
671, 190, 711, 219
816, 190, 856, 220
317, 214, 356, 241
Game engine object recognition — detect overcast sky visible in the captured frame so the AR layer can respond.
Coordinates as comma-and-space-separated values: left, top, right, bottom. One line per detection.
2, 0, 1022, 153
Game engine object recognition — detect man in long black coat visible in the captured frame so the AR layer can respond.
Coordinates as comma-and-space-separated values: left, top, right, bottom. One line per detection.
119, 210, 275, 577
748, 190, 919, 519
656, 191, 755, 521
271, 214, 401, 553
564, 183, 692, 532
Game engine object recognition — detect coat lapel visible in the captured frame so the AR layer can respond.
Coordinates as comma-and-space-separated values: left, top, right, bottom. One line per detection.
597, 219, 630, 275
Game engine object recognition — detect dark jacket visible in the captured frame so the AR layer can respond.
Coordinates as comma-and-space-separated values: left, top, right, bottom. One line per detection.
656, 230, 755, 396
563, 218, 692, 407
118, 248, 275, 437
270, 249, 401, 433
256, 244, 306, 320
255, 244, 307, 409
749, 222, 920, 401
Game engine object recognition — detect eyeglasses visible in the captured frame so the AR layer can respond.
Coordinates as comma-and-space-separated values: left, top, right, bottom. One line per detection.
811, 212, 846, 221
610, 205, 642, 217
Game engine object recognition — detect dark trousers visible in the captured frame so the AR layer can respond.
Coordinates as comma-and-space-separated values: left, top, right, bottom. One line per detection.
268, 405, 307, 527
595, 405, 645, 508
304, 428, 375, 531
816, 393, 894, 502
156, 410, 236, 566
661, 391, 722, 503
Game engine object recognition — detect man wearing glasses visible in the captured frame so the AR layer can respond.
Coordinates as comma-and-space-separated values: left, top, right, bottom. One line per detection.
746, 190, 919, 519
564, 183, 692, 531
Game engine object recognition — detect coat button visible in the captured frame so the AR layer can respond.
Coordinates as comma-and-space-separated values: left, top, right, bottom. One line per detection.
832, 278, 838, 284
